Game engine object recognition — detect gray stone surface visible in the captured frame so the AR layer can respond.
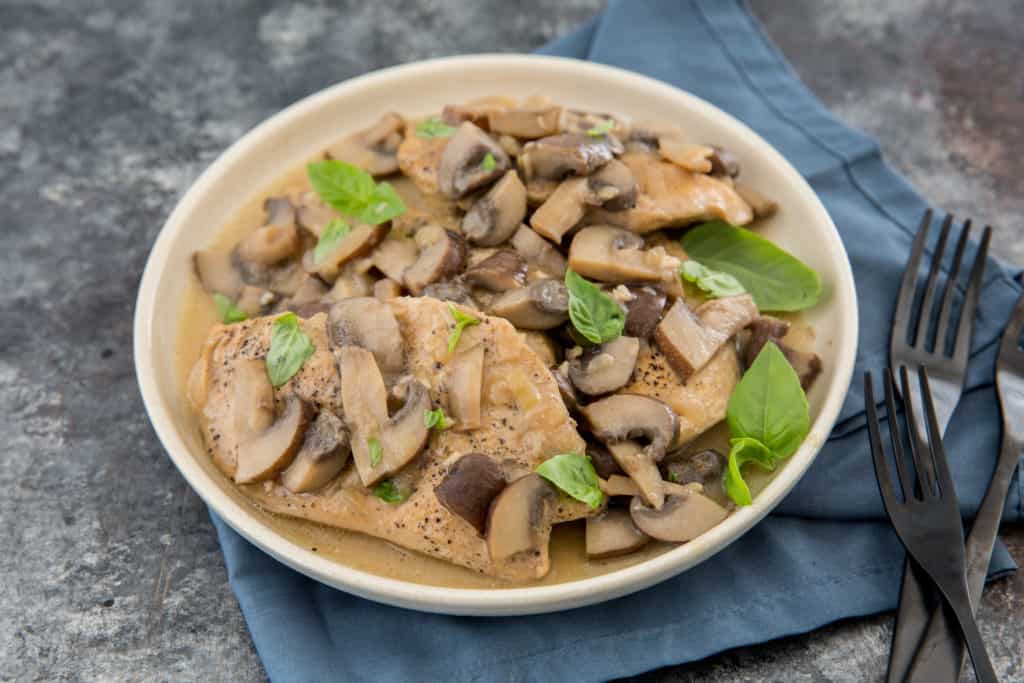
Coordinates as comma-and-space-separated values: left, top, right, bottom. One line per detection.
1, 1, 1020, 681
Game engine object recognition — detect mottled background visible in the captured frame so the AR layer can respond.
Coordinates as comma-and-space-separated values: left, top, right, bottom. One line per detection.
1, 1, 1021, 681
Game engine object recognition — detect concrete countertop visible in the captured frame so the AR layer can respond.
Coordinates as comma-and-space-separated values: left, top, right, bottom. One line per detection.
1, 1, 1020, 680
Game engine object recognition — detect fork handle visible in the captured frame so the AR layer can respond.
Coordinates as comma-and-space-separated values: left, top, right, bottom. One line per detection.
887, 558, 938, 682
905, 433, 1022, 682
938, 583, 1000, 683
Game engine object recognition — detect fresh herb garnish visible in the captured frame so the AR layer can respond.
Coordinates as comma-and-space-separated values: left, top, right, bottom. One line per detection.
423, 407, 450, 430
212, 293, 247, 324
372, 479, 408, 503
446, 302, 480, 353
266, 312, 315, 387
586, 120, 614, 137
481, 152, 496, 171
367, 437, 383, 468
306, 160, 406, 225
681, 221, 820, 312
723, 342, 810, 505
415, 116, 456, 139
565, 269, 625, 344
536, 453, 604, 510
680, 259, 747, 298
313, 218, 351, 264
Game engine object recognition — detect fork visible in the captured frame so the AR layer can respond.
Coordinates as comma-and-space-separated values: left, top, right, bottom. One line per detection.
905, 293, 1024, 681
887, 210, 992, 682
865, 367, 999, 683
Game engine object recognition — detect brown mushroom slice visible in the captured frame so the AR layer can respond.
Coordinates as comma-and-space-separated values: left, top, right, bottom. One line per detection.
328, 297, 404, 378
283, 274, 328, 309
404, 225, 467, 295
280, 411, 351, 493
235, 397, 313, 484
489, 279, 568, 330
734, 182, 778, 219
600, 473, 641, 498
568, 225, 681, 288
560, 110, 627, 137
462, 170, 527, 246
655, 295, 758, 380
306, 223, 387, 282
435, 453, 507, 534
552, 365, 581, 415
586, 509, 650, 559
234, 285, 272, 317
486, 473, 557, 581
629, 489, 729, 543
623, 286, 667, 338
511, 225, 567, 278
325, 112, 404, 176
518, 133, 617, 181
604, 441, 666, 509
230, 358, 276, 440
530, 177, 589, 244
193, 249, 245, 299
487, 106, 562, 139
664, 449, 726, 490
372, 237, 419, 282
658, 138, 715, 174
421, 279, 475, 305
324, 259, 375, 301
568, 335, 640, 396
708, 145, 740, 178
447, 344, 484, 430
263, 196, 297, 228
437, 122, 510, 199
373, 278, 403, 301
588, 444, 623, 479
295, 192, 340, 236
236, 224, 301, 266
463, 249, 527, 291
525, 177, 559, 207
587, 159, 637, 211
744, 317, 822, 389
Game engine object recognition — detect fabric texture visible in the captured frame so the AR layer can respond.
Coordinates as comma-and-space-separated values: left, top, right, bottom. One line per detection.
208, 1, 1023, 680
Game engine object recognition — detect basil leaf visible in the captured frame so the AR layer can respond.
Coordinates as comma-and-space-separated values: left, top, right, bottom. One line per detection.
266, 312, 315, 387
307, 160, 406, 225
681, 221, 820, 311
535, 453, 604, 510
564, 269, 625, 344
313, 218, 351, 264
423, 407, 449, 430
415, 116, 456, 139
372, 480, 409, 503
680, 259, 747, 298
481, 152, 496, 171
367, 437, 382, 467
212, 293, 247, 324
447, 302, 481, 353
724, 437, 777, 506
586, 120, 614, 137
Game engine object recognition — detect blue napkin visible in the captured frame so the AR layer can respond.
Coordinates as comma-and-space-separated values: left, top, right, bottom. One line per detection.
209, 2, 1023, 680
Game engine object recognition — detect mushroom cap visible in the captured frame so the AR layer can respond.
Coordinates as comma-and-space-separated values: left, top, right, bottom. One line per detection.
568, 335, 640, 396
622, 286, 667, 338
529, 177, 589, 244
518, 133, 619, 181
437, 122, 510, 199
511, 225, 567, 278
485, 473, 557, 581
280, 411, 351, 493
664, 449, 726, 490
420, 279, 475, 306
489, 279, 569, 330
587, 443, 624, 479
586, 508, 650, 559
581, 393, 679, 459
435, 453, 507, 534
305, 223, 387, 283
328, 297, 405, 378
235, 397, 313, 484
587, 159, 638, 211
463, 249, 528, 292
325, 112, 404, 176
486, 106, 562, 139
403, 226, 467, 295
568, 225, 680, 286
193, 249, 244, 299
462, 170, 527, 246
629, 489, 729, 543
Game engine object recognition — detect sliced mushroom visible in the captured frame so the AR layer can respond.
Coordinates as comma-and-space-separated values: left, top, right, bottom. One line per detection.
606, 441, 667, 510
441, 95, 519, 129
708, 145, 740, 178
230, 358, 276, 440
586, 509, 650, 559
193, 249, 244, 299
372, 237, 419, 282
282, 273, 328, 310
305, 223, 387, 282
489, 279, 568, 329
486, 473, 557, 581
437, 122, 510, 199
659, 139, 715, 174
463, 249, 527, 291
325, 112, 404, 176
235, 397, 313, 484
744, 317, 822, 389
487, 106, 562, 139
264, 196, 297, 228
552, 364, 581, 415
324, 259, 375, 301
435, 453, 507, 534
588, 443, 623, 479
511, 225, 567, 277
623, 286, 666, 338
559, 110, 627, 138
462, 170, 527, 246
734, 182, 778, 219
498, 134, 523, 158
600, 473, 640, 497
328, 297, 404, 378
518, 133, 618, 181
525, 177, 559, 206
587, 159, 637, 211
568, 226, 681, 291
629, 488, 729, 543
664, 449, 726, 489
568, 336, 640, 396
404, 225, 467, 294
530, 177, 589, 244
236, 224, 301, 266
295, 191, 340, 236
373, 278, 403, 300
447, 344, 484, 430
236, 285, 274, 317
421, 279, 475, 305
654, 295, 758, 380
280, 411, 351, 493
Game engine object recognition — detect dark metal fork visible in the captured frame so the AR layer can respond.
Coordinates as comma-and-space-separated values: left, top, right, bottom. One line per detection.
866, 367, 999, 683
906, 293, 1024, 681
887, 210, 991, 682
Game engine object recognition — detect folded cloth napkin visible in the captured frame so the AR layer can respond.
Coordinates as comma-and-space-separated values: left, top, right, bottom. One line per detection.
209, 1, 1023, 680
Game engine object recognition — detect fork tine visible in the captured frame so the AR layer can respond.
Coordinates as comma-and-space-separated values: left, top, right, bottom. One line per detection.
999, 292, 1024, 360
900, 365, 937, 499
913, 214, 953, 348
953, 226, 992, 368
865, 372, 899, 510
884, 366, 914, 502
934, 219, 971, 356
893, 210, 932, 344
919, 367, 956, 499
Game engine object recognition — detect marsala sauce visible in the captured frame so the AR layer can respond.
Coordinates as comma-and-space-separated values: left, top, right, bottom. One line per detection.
174, 160, 803, 588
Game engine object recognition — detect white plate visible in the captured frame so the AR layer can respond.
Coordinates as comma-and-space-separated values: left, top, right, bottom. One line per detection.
134, 54, 857, 616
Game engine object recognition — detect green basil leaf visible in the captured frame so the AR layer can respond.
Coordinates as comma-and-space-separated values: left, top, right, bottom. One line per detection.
306, 160, 406, 225
423, 407, 449, 430
265, 312, 315, 387
681, 221, 820, 311
313, 218, 351, 264
535, 453, 604, 510
586, 120, 614, 137
372, 479, 409, 503
415, 116, 456, 139
680, 259, 747, 298
564, 269, 625, 344
212, 293, 247, 324
481, 152, 496, 172
724, 437, 778, 506
447, 302, 481, 353
368, 437, 382, 467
